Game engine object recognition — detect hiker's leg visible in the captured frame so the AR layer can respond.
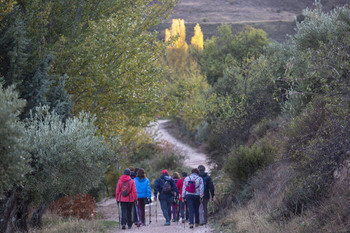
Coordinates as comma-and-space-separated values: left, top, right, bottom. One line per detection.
127, 202, 133, 228
160, 199, 170, 223
121, 202, 127, 226
133, 202, 138, 223
203, 198, 209, 224
180, 201, 185, 218
185, 201, 189, 220
186, 195, 195, 225
193, 196, 200, 225
139, 198, 145, 224
166, 198, 172, 222
171, 202, 176, 220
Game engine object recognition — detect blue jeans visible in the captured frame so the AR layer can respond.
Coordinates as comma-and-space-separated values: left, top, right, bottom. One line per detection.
185, 194, 200, 225
160, 198, 172, 223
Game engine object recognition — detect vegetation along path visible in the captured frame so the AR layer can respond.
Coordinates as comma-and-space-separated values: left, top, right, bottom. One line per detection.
96, 119, 214, 232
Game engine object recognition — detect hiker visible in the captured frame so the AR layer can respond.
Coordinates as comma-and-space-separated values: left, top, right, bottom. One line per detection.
154, 169, 179, 226
116, 168, 138, 230
171, 172, 180, 222
198, 165, 215, 225
177, 171, 189, 223
129, 167, 139, 225
182, 168, 204, 229
134, 168, 152, 226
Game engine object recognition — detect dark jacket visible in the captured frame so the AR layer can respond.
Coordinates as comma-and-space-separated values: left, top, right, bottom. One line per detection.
199, 171, 215, 199
154, 174, 179, 200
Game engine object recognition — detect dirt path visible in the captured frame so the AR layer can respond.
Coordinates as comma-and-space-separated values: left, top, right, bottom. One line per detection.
96, 119, 214, 232
147, 119, 211, 170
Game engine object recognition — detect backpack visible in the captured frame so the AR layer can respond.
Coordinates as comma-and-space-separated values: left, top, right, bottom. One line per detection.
185, 177, 197, 193
161, 178, 172, 194
121, 178, 132, 197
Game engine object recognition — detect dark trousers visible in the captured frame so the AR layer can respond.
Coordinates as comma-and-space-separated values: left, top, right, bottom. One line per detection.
132, 202, 138, 223
137, 198, 146, 224
186, 194, 200, 225
202, 198, 209, 224
120, 202, 133, 227
160, 198, 172, 223
180, 200, 189, 219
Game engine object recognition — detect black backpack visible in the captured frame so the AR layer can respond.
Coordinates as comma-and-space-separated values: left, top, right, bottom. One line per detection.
161, 178, 172, 194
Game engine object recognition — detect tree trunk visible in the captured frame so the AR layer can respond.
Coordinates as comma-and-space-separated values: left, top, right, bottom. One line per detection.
0, 189, 19, 233
30, 202, 48, 229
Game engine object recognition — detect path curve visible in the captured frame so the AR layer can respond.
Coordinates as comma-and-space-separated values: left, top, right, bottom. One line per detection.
96, 119, 214, 232
147, 119, 211, 170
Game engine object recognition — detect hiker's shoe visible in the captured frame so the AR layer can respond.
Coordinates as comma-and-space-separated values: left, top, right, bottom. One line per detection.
164, 222, 170, 226
172, 218, 176, 222
137, 221, 142, 227
122, 225, 126, 230
195, 223, 199, 227
181, 218, 185, 223
189, 224, 194, 229
142, 223, 146, 226
128, 225, 132, 229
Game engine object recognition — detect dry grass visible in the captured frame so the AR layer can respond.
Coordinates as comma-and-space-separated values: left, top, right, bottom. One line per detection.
28, 212, 118, 233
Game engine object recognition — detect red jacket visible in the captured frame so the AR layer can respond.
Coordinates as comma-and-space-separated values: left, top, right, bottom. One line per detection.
177, 178, 185, 201
116, 175, 137, 202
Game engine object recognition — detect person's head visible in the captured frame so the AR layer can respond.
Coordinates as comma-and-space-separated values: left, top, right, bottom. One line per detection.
124, 168, 131, 176
191, 168, 199, 175
161, 169, 169, 175
129, 166, 135, 172
181, 172, 188, 178
172, 172, 180, 179
134, 167, 140, 175
198, 165, 206, 172
137, 168, 145, 179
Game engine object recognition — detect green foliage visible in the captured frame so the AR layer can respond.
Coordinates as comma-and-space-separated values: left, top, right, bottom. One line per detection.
0, 82, 30, 196
22, 106, 115, 202
225, 142, 276, 183
201, 25, 270, 85
283, 97, 350, 215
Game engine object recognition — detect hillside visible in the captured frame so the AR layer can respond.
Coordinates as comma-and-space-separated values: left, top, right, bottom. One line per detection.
154, 0, 348, 42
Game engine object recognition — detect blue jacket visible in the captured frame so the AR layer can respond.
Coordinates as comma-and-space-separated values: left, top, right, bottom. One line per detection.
134, 177, 151, 199
154, 174, 179, 200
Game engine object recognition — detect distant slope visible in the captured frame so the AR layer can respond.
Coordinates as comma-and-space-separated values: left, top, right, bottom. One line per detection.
154, 0, 348, 42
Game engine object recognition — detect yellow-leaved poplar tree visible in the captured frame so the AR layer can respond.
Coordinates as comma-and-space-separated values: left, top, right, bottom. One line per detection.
191, 23, 204, 50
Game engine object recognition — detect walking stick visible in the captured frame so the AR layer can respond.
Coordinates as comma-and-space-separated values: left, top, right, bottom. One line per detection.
212, 200, 215, 224
134, 201, 141, 227
155, 199, 158, 223
183, 201, 186, 229
149, 199, 152, 225
117, 202, 121, 229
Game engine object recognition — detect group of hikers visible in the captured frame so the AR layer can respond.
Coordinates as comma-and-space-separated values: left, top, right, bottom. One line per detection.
115, 165, 215, 230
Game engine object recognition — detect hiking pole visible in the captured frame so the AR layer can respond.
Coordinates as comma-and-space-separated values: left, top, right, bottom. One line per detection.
117, 202, 121, 229
212, 200, 215, 224
155, 199, 158, 223
134, 201, 141, 227
149, 199, 152, 225
183, 201, 186, 229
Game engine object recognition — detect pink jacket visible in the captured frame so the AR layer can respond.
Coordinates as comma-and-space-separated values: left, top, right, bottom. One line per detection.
116, 175, 137, 202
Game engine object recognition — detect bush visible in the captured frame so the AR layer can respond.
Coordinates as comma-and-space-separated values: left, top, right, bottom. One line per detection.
225, 142, 276, 183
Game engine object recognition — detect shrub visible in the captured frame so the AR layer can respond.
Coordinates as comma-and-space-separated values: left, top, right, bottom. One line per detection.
225, 142, 276, 183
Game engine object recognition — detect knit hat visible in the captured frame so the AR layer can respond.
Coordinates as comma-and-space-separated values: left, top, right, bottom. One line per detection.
198, 165, 205, 172
161, 169, 168, 175
124, 168, 131, 176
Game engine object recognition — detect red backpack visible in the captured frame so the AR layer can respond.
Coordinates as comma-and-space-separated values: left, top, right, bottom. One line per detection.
120, 178, 132, 197
185, 177, 197, 193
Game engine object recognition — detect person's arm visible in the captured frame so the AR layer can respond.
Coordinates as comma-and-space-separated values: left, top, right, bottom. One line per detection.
154, 179, 159, 199
208, 176, 215, 199
182, 178, 187, 201
171, 180, 179, 197
115, 180, 121, 202
131, 180, 138, 202
199, 177, 204, 199
146, 178, 152, 200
